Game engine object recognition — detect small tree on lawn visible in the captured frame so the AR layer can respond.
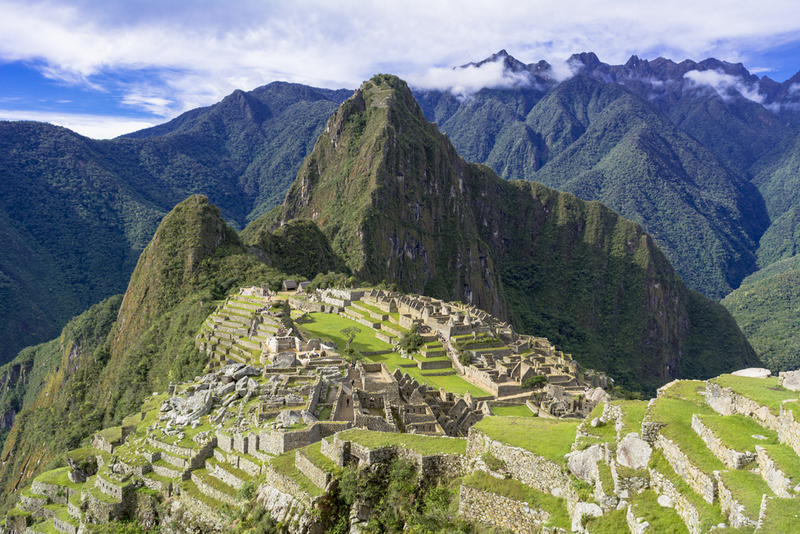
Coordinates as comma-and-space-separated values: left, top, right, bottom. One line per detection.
340, 326, 361, 364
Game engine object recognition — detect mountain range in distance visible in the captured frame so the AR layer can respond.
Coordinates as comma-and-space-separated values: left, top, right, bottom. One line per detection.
1, 50, 799, 373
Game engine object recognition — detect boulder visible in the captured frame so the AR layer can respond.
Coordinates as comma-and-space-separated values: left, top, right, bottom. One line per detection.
275, 409, 303, 427
779, 370, 800, 392
214, 382, 235, 397
568, 444, 605, 481
657, 495, 674, 508
586, 387, 612, 403
571, 502, 603, 534
731, 368, 772, 378
617, 433, 652, 470
269, 352, 299, 368
233, 365, 262, 380
172, 390, 213, 425
301, 410, 318, 425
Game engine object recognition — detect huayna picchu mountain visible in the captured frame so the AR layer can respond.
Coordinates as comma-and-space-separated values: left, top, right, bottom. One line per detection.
246, 74, 759, 393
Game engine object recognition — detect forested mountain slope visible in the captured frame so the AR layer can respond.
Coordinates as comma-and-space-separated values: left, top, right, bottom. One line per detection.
0, 83, 348, 364
248, 74, 759, 392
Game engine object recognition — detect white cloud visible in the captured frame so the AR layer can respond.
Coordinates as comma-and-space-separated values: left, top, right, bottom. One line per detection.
683, 69, 765, 104
2, 0, 800, 121
0, 110, 159, 139
408, 62, 533, 100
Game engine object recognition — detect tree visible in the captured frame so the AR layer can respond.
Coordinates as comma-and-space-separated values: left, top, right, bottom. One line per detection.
340, 326, 361, 364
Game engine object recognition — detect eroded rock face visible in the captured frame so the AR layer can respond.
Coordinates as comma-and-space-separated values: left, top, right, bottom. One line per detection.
276, 409, 302, 427
568, 444, 605, 481
617, 433, 652, 470
257, 486, 318, 534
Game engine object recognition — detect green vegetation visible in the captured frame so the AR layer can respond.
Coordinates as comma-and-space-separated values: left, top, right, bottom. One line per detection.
521, 375, 547, 389
649, 397, 724, 474
490, 404, 535, 417
722, 258, 800, 372
462, 471, 570, 530
629, 490, 689, 533
709, 375, 798, 415
337, 429, 467, 456
472, 417, 578, 464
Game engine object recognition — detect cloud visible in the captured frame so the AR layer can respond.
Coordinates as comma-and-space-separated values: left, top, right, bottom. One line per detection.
2, 0, 800, 123
683, 69, 765, 104
408, 62, 533, 99
0, 110, 159, 139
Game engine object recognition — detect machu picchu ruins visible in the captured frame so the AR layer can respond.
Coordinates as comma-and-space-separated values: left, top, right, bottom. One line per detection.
7, 286, 800, 534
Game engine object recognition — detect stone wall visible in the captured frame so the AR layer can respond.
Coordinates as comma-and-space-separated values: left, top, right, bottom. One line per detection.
656, 435, 716, 504
263, 465, 315, 509
147, 436, 194, 458
755, 446, 794, 497
191, 471, 238, 506
466, 428, 576, 511
714, 472, 758, 528
295, 450, 331, 490
458, 485, 551, 534
626, 504, 651, 534
704, 382, 780, 432
691, 415, 756, 469
779, 404, 800, 456
610, 459, 649, 499
649, 467, 701, 534
30, 481, 69, 506
289, 298, 324, 313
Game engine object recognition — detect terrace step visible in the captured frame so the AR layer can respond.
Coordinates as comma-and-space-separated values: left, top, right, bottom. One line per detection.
191, 468, 240, 507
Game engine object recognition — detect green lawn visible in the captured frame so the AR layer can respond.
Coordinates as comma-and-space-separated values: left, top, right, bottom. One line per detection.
472, 417, 579, 464
649, 397, 725, 475
660, 380, 706, 403
629, 490, 690, 533
760, 497, 800, 533
710, 375, 799, 415
34, 466, 84, 491
337, 429, 467, 455
616, 400, 648, 437
490, 404, 535, 417
718, 469, 772, 518
300, 312, 490, 396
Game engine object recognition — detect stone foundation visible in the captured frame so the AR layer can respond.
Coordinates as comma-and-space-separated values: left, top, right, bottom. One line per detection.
458, 485, 551, 534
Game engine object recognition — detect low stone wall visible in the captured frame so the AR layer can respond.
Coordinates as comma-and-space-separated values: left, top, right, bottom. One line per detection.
147, 436, 194, 458
54, 516, 78, 534
691, 415, 755, 469
91, 434, 115, 454
704, 382, 780, 432
31, 481, 69, 506
714, 472, 758, 528
142, 473, 172, 495
191, 472, 238, 506
755, 446, 794, 497
160, 451, 189, 470
779, 404, 800, 456
417, 359, 452, 370
626, 504, 651, 534
263, 465, 315, 509
18, 493, 47, 513
458, 485, 551, 534
295, 450, 331, 490
610, 459, 649, 499
466, 428, 576, 511
649, 467, 701, 534
288, 298, 324, 313
656, 435, 716, 504
208, 462, 247, 488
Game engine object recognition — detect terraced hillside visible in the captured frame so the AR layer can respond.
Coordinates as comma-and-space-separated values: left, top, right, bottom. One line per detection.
10, 368, 800, 533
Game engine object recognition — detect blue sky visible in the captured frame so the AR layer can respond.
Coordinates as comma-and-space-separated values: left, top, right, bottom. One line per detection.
2, 0, 800, 138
